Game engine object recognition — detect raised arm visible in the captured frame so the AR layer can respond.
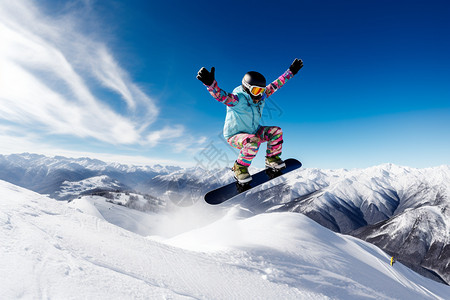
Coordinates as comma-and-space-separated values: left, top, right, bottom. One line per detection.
197, 67, 239, 107
265, 58, 303, 98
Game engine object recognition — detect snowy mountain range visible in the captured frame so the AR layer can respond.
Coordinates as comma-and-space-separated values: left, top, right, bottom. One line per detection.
0, 153, 449, 287
0, 153, 181, 199
1, 179, 449, 299
223, 164, 450, 285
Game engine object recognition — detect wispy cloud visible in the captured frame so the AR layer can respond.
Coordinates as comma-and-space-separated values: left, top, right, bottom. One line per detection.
146, 125, 185, 147
0, 0, 181, 148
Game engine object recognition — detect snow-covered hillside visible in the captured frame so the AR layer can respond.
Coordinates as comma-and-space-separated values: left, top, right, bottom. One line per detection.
1, 180, 449, 299
56, 175, 128, 199
1, 153, 449, 285
145, 166, 236, 206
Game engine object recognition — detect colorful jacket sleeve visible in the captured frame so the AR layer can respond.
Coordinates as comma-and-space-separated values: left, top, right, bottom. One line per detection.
206, 80, 239, 107
265, 69, 295, 98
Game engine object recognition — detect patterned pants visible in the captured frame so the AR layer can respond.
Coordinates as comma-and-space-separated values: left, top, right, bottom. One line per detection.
227, 126, 283, 166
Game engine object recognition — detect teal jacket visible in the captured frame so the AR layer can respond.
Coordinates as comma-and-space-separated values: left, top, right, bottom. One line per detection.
224, 85, 265, 139
206, 69, 294, 139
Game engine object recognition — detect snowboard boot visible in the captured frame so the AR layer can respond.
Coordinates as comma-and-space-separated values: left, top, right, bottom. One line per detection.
232, 161, 252, 184
265, 155, 286, 170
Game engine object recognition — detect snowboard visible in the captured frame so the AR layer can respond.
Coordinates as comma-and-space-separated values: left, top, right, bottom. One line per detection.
204, 158, 302, 205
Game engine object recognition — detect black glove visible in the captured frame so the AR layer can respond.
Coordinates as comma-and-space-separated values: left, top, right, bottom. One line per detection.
197, 67, 215, 86
289, 58, 303, 75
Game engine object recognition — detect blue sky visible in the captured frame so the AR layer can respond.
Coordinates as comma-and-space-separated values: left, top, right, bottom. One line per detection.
0, 0, 449, 169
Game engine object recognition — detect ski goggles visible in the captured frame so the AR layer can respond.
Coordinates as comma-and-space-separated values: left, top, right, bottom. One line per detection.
242, 81, 266, 96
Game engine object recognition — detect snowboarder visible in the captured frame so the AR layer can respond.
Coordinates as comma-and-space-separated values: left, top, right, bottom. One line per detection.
390, 256, 395, 266
197, 58, 303, 184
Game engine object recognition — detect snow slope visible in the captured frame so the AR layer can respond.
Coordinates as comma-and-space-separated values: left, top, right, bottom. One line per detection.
1, 180, 449, 299
354, 204, 450, 283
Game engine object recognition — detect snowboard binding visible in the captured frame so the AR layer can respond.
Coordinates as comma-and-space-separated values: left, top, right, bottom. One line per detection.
233, 172, 252, 191
265, 166, 284, 179
235, 181, 252, 193
265, 157, 286, 179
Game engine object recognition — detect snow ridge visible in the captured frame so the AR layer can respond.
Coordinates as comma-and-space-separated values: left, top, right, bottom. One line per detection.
1, 180, 449, 299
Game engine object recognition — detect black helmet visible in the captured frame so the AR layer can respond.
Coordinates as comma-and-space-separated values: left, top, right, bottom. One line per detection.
242, 71, 266, 99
